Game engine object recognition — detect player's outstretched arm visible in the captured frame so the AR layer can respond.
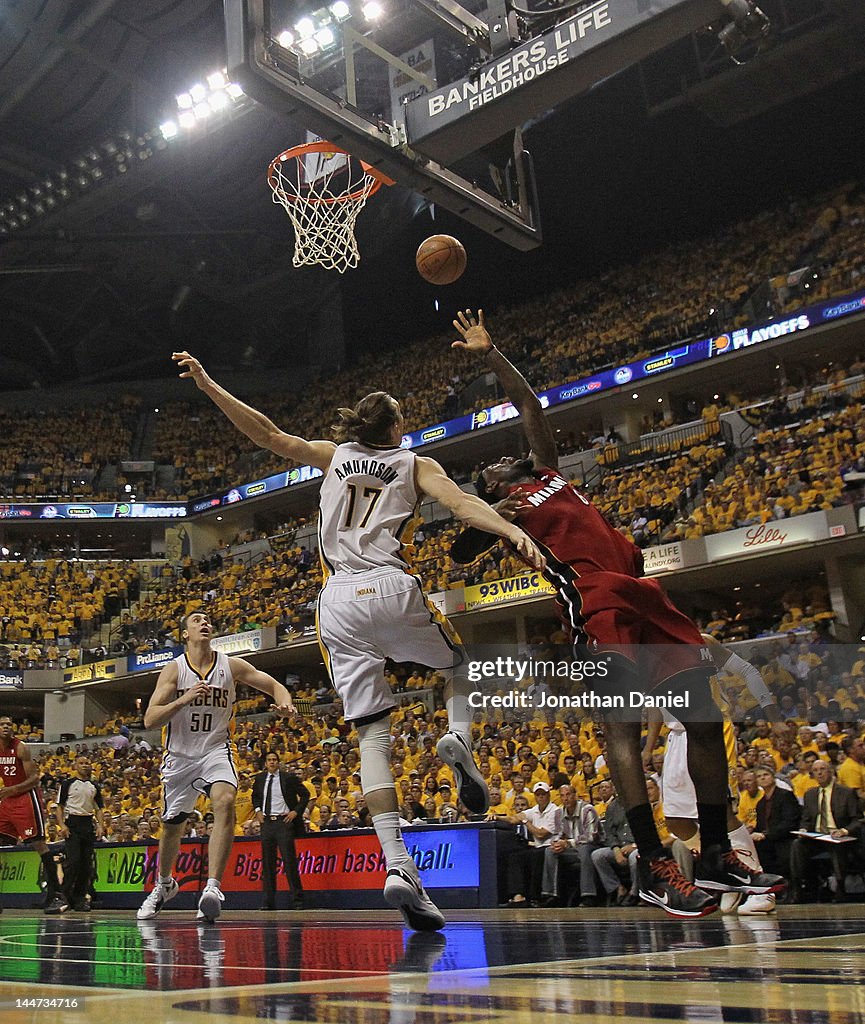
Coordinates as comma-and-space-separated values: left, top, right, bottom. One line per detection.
416, 457, 545, 570
172, 351, 336, 470
229, 658, 296, 716
702, 633, 782, 726
451, 309, 559, 470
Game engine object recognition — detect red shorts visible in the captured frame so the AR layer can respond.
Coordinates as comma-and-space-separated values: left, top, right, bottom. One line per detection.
572, 572, 710, 691
0, 791, 47, 844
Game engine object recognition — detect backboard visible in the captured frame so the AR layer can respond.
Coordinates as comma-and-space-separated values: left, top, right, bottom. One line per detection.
225, 0, 758, 250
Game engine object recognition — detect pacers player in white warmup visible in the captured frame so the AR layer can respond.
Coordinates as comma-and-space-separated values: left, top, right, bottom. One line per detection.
138, 610, 295, 922
173, 350, 544, 930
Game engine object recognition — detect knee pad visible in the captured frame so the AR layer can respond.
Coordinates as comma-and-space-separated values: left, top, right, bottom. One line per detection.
357, 716, 395, 795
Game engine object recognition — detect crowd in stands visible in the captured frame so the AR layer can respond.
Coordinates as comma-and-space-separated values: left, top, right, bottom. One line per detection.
0, 181, 862, 503
147, 179, 865, 499
0, 399, 139, 503
14, 632, 865, 904
0, 560, 140, 670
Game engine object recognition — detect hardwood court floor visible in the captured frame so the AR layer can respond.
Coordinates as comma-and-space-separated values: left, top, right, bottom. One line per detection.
1, 905, 864, 1023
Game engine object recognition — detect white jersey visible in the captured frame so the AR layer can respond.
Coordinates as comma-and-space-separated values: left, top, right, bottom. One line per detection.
165, 650, 236, 758
318, 442, 418, 574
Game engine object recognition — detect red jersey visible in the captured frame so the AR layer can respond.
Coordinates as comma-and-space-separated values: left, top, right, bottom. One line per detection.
511, 468, 643, 579
0, 737, 27, 786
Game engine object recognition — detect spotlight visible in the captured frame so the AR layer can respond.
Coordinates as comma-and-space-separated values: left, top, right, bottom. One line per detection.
295, 17, 315, 37
189, 82, 207, 103
178, 110, 196, 130
362, 1, 383, 19
226, 82, 244, 99
160, 120, 179, 140
206, 70, 228, 90
315, 26, 335, 46
299, 36, 319, 54
207, 91, 229, 111
277, 29, 295, 47
330, 0, 351, 18
177, 92, 193, 109
193, 102, 212, 120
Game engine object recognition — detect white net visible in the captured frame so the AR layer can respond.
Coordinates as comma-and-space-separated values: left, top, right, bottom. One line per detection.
268, 145, 384, 273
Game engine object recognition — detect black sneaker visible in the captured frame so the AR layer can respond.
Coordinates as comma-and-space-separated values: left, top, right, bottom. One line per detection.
695, 846, 786, 895
436, 731, 489, 815
44, 896, 69, 915
638, 854, 719, 918
73, 900, 91, 912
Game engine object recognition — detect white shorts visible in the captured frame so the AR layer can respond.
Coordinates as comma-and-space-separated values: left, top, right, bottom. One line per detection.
660, 721, 739, 820
161, 745, 238, 822
317, 567, 461, 724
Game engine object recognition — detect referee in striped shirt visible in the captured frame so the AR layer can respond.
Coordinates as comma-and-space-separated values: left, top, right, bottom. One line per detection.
55, 757, 103, 912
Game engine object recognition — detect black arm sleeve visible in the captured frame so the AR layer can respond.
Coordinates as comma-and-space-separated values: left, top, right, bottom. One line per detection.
58, 779, 71, 806
450, 527, 499, 564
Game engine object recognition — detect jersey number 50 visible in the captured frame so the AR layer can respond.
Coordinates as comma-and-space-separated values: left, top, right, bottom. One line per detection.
189, 712, 213, 733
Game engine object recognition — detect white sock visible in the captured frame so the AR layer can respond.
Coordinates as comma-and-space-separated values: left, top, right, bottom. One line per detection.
206, 877, 221, 889
158, 875, 173, 886
446, 691, 471, 739
372, 811, 413, 872
728, 824, 762, 872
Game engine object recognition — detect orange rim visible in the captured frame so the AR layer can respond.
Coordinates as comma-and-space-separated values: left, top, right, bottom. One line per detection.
267, 140, 394, 205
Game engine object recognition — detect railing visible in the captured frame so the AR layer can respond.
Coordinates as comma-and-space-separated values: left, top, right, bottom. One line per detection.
598, 418, 732, 469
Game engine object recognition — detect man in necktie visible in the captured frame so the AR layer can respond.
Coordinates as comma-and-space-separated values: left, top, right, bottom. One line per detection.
790, 761, 862, 903
253, 753, 309, 910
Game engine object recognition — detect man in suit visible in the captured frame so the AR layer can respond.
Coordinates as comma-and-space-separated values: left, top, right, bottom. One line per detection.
751, 766, 801, 879
790, 761, 863, 902
253, 753, 309, 909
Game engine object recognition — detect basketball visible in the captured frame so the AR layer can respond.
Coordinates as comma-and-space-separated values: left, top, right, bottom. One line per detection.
416, 234, 467, 285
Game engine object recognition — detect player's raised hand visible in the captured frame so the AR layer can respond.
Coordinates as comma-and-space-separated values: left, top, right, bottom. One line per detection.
172, 350, 211, 390
509, 528, 546, 571
270, 701, 297, 717
493, 494, 529, 522
452, 309, 492, 354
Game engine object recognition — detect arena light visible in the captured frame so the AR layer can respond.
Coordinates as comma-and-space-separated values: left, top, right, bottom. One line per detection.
277, 29, 295, 47
178, 110, 196, 130
176, 92, 193, 109
160, 120, 179, 140
295, 16, 316, 37
330, 0, 351, 19
208, 90, 229, 111
189, 82, 207, 104
226, 82, 244, 99
315, 25, 335, 46
362, 1, 384, 20
193, 102, 212, 120
299, 36, 319, 54
207, 70, 228, 90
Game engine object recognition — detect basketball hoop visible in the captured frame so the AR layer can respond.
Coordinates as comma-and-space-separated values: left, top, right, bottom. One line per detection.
267, 141, 393, 273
